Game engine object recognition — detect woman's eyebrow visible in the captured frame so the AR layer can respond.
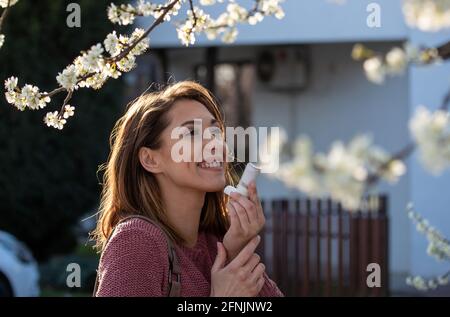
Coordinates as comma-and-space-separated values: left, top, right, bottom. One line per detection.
180, 118, 218, 126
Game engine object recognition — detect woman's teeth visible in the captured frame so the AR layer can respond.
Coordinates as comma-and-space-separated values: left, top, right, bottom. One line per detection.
198, 161, 223, 168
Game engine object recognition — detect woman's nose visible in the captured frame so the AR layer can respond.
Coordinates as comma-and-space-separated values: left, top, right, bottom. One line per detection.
202, 136, 226, 161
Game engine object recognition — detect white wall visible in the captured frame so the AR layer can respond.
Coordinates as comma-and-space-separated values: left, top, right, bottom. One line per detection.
253, 43, 411, 289
145, 0, 408, 48
164, 42, 412, 289
144, 0, 450, 293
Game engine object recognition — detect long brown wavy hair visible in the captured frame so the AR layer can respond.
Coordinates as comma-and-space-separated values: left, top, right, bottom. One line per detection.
92, 81, 237, 251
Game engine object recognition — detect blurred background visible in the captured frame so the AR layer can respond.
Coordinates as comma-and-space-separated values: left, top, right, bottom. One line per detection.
0, 0, 131, 297
0, 0, 449, 297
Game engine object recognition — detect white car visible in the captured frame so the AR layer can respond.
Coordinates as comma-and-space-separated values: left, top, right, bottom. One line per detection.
0, 231, 40, 297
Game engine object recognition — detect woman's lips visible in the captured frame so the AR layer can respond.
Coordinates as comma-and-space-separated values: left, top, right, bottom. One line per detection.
197, 160, 223, 169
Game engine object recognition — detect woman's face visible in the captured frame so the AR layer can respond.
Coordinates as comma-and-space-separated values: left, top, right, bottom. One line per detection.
152, 99, 227, 193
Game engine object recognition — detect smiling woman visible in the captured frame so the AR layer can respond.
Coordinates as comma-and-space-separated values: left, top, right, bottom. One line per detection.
92, 81, 283, 297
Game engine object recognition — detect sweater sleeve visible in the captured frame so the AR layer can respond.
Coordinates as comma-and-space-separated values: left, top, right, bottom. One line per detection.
95, 220, 169, 297
258, 272, 284, 297
206, 233, 284, 297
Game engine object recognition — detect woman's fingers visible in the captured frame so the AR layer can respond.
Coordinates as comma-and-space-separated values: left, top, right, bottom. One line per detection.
251, 263, 266, 279
229, 198, 250, 233
227, 201, 241, 231
230, 192, 257, 226
256, 275, 265, 292
243, 253, 260, 274
229, 235, 260, 268
246, 263, 266, 295
212, 242, 227, 272
247, 181, 265, 226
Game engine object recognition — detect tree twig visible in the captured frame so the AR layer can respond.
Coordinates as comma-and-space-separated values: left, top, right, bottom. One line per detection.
204, 0, 263, 31
365, 84, 450, 188
437, 40, 450, 60
0, 0, 11, 34
39, 0, 181, 118
105, 0, 180, 63
186, 0, 198, 37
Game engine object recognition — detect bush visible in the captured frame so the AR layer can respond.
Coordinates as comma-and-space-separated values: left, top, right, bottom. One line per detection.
0, 0, 130, 261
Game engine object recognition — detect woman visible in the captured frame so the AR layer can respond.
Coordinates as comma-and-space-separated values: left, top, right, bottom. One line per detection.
92, 81, 283, 297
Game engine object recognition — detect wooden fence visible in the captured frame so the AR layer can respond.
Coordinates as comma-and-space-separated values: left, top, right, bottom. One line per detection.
258, 195, 389, 297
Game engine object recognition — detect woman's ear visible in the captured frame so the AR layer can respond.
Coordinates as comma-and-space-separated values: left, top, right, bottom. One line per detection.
139, 147, 163, 173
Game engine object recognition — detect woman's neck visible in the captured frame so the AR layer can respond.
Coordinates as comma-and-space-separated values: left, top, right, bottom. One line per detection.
159, 180, 205, 248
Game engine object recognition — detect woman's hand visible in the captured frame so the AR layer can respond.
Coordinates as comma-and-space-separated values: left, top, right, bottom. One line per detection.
210, 236, 266, 297
222, 181, 266, 262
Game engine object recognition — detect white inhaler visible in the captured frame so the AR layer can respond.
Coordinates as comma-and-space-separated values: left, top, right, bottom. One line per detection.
224, 163, 261, 197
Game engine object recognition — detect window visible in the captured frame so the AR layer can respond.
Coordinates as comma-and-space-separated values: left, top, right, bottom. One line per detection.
195, 58, 256, 172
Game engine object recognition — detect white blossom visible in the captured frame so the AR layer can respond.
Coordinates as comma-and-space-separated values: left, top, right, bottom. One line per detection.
117, 54, 136, 72
0, 0, 19, 8
248, 12, 264, 25
0, 34, 5, 49
357, 43, 441, 84
4, 76, 17, 91
438, 275, 449, 285
63, 105, 75, 119
363, 57, 386, 84
222, 27, 238, 44
273, 135, 404, 210
129, 28, 149, 56
407, 204, 450, 261
56, 65, 78, 90
411, 276, 428, 291
275, 137, 325, 197
4, 0, 286, 129
103, 63, 122, 79
227, 3, 248, 22
177, 20, 196, 46
107, 0, 182, 26
200, 0, 217, 5
410, 106, 450, 175
107, 3, 136, 25
386, 47, 408, 75
260, 0, 285, 19
159, 0, 284, 46
404, 42, 421, 61
44, 111, 66, 130
104, 31, 120, 56
403, 0, 450, 32
21, 85, 41, 110
80, 43, 104, 73
406, 203, 450, 291
4, 77, 51, 112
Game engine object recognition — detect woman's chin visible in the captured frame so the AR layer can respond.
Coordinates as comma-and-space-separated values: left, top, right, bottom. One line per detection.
197, 178, 226, 193
194, 168, 226, 191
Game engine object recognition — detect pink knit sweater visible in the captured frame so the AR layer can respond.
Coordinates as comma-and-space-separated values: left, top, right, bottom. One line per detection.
95, 218, 284, 297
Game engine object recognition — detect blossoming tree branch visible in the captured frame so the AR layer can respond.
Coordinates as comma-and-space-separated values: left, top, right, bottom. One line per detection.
267, 0, 450, 291
0, 0, 18, 48
354, 4, 450, 290
2, 0, 449, 291
3, 0, 285, 129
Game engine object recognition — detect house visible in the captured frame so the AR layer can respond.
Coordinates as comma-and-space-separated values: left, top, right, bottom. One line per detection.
132, 0, 450, 294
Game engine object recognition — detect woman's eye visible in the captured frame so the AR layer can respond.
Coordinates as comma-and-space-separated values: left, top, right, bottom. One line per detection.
208, 127, 222, 137
186, 129, 200, 136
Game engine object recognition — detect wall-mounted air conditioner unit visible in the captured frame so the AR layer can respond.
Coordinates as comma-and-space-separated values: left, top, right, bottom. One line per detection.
256, 46, 310, 92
